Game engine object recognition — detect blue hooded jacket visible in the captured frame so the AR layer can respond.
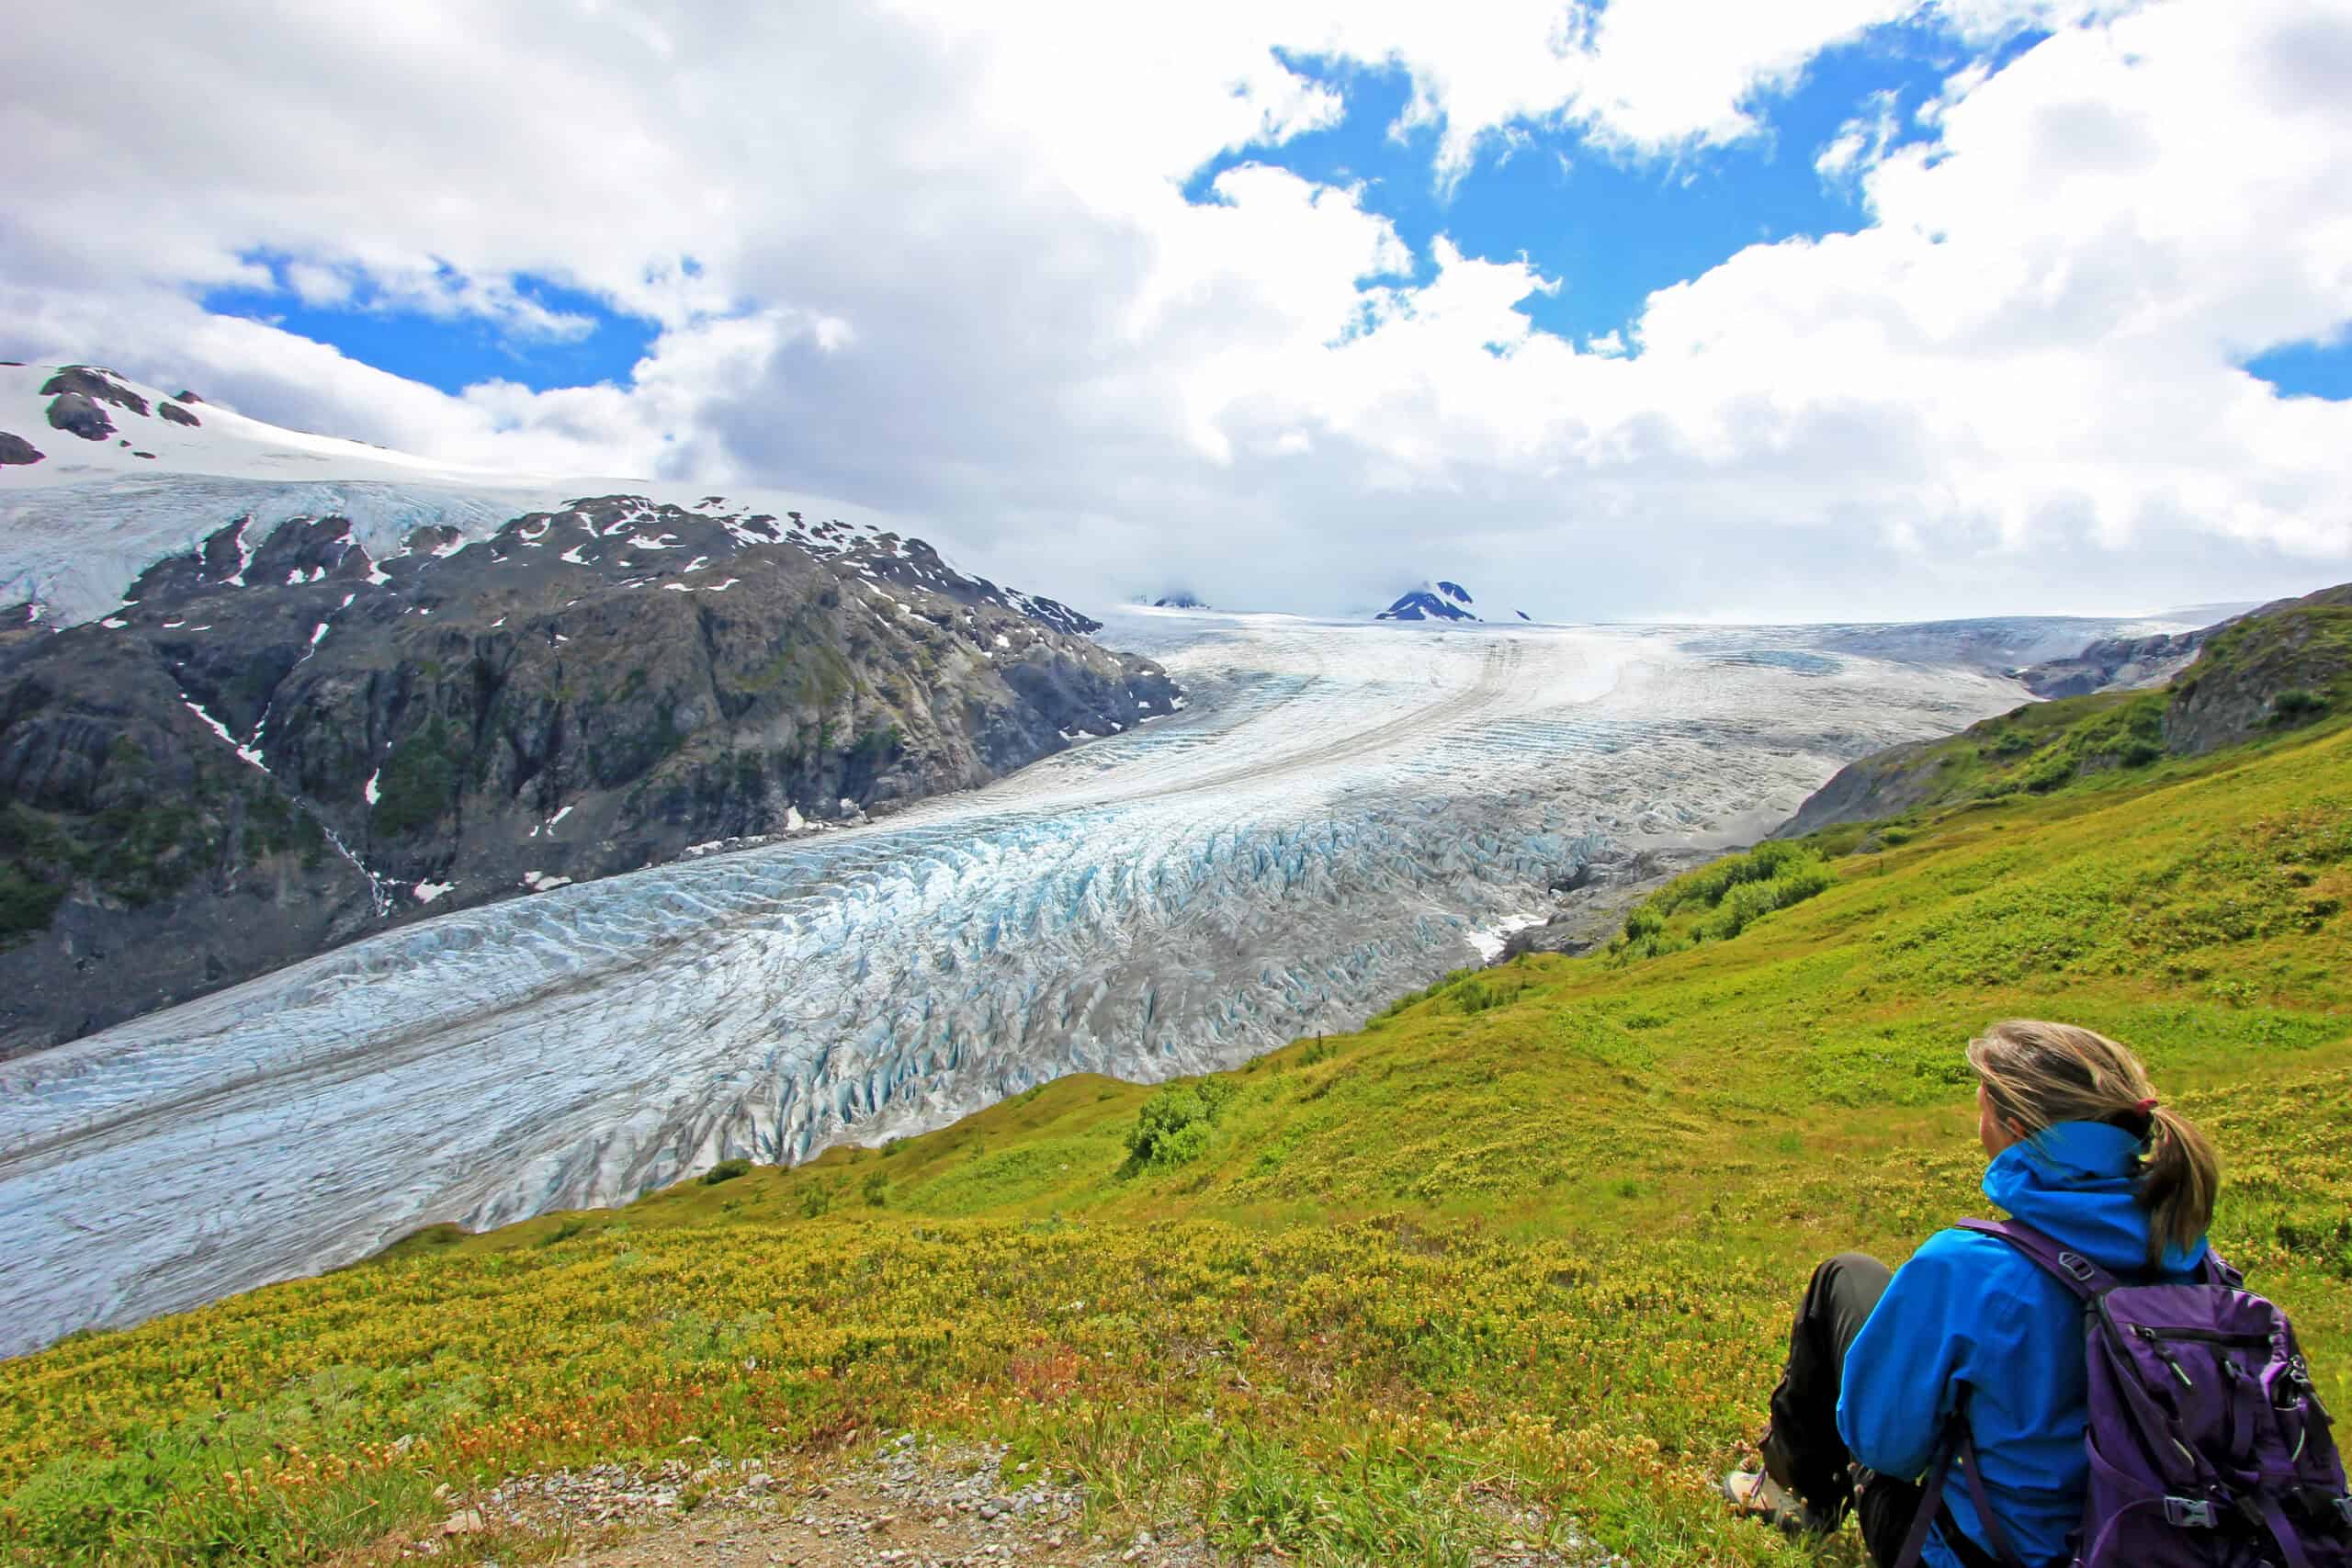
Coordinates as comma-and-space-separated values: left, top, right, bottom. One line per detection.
1836, 1122, 2208, 1568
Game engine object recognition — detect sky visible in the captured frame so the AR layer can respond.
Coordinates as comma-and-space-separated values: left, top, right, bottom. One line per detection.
4, 0, 2349, 623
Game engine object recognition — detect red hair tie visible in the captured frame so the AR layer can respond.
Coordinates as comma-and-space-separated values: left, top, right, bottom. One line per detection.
2135, 1097, 2159, 1114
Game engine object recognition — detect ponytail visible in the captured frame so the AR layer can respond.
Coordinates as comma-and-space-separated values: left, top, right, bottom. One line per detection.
2135, 1104, 2221, 1269
1967, 1020, 2221, 1268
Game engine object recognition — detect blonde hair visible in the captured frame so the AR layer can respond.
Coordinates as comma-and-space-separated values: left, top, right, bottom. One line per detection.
1966, 1020, 2220, 1267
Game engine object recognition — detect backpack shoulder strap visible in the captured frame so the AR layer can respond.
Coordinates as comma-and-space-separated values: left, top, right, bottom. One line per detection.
1964, 1217, 2244, 1293
1891, 1396, 2028, 1568
1955, 1217, 2120, 1300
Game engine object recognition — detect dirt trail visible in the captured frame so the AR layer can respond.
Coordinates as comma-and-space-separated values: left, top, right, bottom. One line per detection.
367, 1434, 1598, 1568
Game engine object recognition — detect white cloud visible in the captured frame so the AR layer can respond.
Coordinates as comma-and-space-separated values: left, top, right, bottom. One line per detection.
1816, 88, 1903, 183
0, 0, 2346, 623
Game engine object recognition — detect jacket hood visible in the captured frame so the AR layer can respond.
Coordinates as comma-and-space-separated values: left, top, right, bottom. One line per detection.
1982, 1120, 2210, 1275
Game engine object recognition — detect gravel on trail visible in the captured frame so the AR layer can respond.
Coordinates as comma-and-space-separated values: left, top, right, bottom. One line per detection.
365, 1430, 1611, 1567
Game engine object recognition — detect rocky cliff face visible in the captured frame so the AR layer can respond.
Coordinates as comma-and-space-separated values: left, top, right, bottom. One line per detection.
1772, 736, 1950, 838
0, 491, 1176, 1051
2163, 583, 2352, 755
2016, 626, 2211, 698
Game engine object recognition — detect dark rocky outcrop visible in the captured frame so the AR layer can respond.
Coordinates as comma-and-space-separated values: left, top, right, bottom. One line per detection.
40, 366, 152, 418
2163, 583, 2352, 755
0, 432, 41, 466
0, 494, 1179, 1052
45, 392, 114, 442
1498, 846, 1719, 961
157, 401, 201, 428
2017, 627, 2210, 698
1774, 739, 1950, 838
1376, 581, 1479, 622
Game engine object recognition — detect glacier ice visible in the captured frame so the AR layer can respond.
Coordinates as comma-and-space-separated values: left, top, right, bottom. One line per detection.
0, 611, 2030, 1357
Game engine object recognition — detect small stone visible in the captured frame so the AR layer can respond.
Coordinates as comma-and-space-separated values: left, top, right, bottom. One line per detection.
441, 1509, 483, 1536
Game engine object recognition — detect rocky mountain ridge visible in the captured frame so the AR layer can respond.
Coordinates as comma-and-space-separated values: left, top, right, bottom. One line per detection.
0, 367, 1179, 1052
1376, 581, 1479, 622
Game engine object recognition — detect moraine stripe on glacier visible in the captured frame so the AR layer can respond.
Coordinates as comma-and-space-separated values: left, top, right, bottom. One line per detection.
0, 612, 2027, 1356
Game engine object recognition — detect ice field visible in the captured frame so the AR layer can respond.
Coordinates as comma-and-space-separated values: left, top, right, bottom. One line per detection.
0, 608, 2030, 1354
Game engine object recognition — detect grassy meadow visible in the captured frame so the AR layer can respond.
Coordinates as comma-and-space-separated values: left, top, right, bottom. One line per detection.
5, 706, 2350, 1566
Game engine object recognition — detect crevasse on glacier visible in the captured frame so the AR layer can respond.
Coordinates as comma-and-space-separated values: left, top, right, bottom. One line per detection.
0, 612, 2025, 1356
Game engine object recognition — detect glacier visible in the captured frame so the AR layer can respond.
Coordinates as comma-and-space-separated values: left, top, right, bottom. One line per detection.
0, 608, 2034, 1357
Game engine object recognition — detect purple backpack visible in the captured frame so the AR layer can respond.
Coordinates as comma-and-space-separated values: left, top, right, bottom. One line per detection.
1896, 1218, 2350, 1568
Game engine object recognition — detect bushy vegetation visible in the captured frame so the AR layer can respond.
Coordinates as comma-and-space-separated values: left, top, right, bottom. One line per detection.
2275, 688, 2331, 726
1886, 691, 2177, 808
701, 1157, 752, 1186
1611, 840, 1836, 960
0, 777, 246, 944
369, 718, 459, 838
0, 859, 65, 948
1121, 1077, 1238, 1173
6, 712, 2352, 1567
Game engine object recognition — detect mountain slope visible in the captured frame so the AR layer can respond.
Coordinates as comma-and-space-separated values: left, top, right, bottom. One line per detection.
0, 367, 1177, 1048
1778, 581, 2349, 837
6, 679, 2346, 1567
1375, 580, 1480, 622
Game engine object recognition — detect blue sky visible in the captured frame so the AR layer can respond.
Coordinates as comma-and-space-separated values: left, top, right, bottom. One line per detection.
190, 14, 2350, 403
1183, 21, 2007, 352
201, 261, 660, 395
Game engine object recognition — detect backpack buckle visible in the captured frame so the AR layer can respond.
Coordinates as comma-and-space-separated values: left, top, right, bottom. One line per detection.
2165, 1496, 2218, 1529
2057, 1250, 2098, 1282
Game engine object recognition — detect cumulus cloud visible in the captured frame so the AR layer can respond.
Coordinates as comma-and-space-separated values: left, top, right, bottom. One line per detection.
1, 0, 2347, 622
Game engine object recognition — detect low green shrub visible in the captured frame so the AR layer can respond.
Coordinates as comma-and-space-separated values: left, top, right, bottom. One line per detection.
1612, 840, 1837, 960
2273, 688, 2329, 726
1123, 1078, 1238, 1173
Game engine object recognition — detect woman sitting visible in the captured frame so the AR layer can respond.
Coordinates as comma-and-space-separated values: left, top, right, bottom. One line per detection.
1722, 1019, 2219, 1567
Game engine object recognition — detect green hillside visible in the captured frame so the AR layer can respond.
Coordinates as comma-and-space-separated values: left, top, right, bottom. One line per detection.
6, 705, 2351, 1565
1785, 584, 2352, 840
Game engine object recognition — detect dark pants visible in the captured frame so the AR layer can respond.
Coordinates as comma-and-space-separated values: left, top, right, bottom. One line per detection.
1758, 1253, 2000, 1568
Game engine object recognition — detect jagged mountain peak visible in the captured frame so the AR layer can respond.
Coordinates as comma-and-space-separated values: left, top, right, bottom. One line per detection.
1375, 580, 1480, 623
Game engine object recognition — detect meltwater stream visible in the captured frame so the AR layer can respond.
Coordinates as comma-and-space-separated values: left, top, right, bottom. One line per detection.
0, 611, 2023, 1355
